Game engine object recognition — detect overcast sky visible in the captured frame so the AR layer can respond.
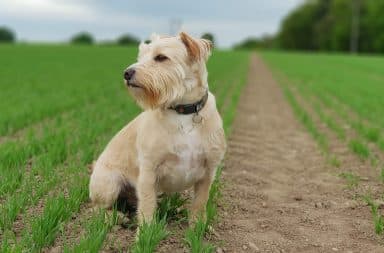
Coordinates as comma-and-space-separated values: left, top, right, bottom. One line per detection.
0, 0, 303, 48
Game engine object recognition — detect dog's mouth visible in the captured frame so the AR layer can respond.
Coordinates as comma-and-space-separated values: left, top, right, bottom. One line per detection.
125, 80, 142, 89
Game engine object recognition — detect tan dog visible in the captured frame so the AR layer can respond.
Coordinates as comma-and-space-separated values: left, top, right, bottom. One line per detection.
89, 32, 226, 225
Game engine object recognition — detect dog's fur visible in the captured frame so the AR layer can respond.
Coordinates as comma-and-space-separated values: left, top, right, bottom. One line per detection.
89, 32, 226, 224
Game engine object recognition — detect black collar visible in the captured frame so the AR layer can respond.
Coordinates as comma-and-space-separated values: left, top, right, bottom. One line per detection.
170, 91, 209, 115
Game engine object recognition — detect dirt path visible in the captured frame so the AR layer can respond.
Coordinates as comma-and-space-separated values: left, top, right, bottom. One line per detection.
214, 54, 383, 252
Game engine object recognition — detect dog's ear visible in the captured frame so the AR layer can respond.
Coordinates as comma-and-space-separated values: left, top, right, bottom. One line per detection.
180, 32, 212, 62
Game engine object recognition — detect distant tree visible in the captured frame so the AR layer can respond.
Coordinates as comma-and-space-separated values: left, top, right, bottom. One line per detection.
117, 34, 140, 46
234, 35, 276, 50
310, 0, 351, 52
276, 0, 384, 53
0, 26, 15, 43
71, 32, 94, 44
201, 33, 215, 47
360, 0, 384, 53
278, 1, 323, 50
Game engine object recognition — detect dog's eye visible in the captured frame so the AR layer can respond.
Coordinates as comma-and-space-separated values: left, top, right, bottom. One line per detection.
154, 54, 168, 62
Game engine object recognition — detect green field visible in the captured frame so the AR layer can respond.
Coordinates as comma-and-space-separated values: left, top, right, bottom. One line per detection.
0, 45, 249, 252
3, 44, 384, 251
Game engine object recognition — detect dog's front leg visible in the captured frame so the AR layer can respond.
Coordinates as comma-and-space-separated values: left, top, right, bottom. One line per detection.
136, 168, 157, 225
190, 170, 215, 223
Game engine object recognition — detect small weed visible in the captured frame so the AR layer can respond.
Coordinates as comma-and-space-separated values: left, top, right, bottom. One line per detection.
339, 172, 360, 188
364, 127, 380, 143
380, 167, 384, 183
348, 139, 370, 160
328, 155, 341, 168
378, 138, 384, 151
363, 195, 384, 235
370, 157, 379, 167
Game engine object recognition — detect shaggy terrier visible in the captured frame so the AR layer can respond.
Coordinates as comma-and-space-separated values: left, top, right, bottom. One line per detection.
89, 32, 226, 225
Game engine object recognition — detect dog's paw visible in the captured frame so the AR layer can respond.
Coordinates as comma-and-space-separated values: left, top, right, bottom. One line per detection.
188, 210, 206, 227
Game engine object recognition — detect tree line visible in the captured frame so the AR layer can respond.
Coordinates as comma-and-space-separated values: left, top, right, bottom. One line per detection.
235, 0, 384, 53
0, 27, 215, 47
0, 28, 141, 46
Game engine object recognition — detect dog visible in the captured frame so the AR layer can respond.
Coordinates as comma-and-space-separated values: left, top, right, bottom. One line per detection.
89, 32, 226, 225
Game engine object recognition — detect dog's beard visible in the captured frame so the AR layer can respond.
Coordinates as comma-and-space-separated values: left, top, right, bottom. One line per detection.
130, 65, 186, 110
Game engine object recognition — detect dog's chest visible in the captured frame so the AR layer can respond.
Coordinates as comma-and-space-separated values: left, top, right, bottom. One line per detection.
158, 129, 206, 192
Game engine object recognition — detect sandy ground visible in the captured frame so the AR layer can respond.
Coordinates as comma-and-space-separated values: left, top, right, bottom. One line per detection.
213, 54, 383, 253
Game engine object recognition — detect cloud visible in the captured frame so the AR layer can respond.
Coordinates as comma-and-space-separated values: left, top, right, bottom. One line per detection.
182, 19, 277, 47
0, 0, 303, 47
0, 0, 96, 21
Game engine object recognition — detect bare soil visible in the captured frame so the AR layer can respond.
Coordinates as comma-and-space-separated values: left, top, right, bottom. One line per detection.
213, 54, 383, 253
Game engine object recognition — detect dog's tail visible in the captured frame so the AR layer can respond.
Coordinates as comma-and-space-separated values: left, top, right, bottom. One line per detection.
116, 181, 137, 215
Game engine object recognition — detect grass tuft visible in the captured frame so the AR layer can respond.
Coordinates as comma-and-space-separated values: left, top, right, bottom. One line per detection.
348, 139, 370, 160
380, 167, 384, 183
364, 127, 380, 143
339, 172, 360, 189
19, 176, 88, 251
184, 219, 215, 253
131, 214, 169, 253
157, 193, 188, 223
363, 195, 384, 235
328, 155, 341, 168
64, 208, 119, 253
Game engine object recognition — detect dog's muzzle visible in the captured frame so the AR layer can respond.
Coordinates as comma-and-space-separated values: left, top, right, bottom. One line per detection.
124, 68, 141, 88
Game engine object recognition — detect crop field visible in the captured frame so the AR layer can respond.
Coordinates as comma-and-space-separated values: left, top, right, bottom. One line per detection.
262, 51, 384, 235
2, 45, 384, 252
0, 45, 249, 252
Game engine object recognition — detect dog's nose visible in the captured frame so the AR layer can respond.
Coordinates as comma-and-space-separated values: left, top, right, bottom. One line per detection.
124, 68, 136, 81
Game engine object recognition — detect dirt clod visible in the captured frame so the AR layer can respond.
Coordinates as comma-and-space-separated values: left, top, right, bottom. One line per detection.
248, 242, 259, 251
216, 247, 224, 253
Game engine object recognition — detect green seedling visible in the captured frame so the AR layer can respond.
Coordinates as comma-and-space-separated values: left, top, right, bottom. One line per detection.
349, 139, 370, 160
328, 155, 341, 168
131, 213, 169, 253
339, 172, 360, 188
363, 195, 384, 235
184, 218, 215, 253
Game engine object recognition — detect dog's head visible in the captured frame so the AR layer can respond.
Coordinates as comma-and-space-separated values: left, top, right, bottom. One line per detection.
123, 32, 212, 110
